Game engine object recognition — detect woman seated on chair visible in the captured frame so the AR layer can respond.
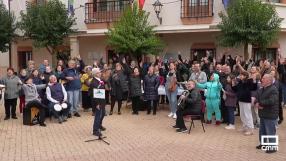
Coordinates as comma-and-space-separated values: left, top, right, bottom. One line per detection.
173, 80, 202, 133
46, 75, 71, 124
22, 77, 47, 127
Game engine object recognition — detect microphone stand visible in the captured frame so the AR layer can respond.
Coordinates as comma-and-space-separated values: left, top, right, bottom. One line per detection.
85, 135, 110, 145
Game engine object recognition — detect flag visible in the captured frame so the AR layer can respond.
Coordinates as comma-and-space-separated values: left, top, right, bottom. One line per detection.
139, 0, 145, 9
222, 0, 230, 8
68, 0, 74, 15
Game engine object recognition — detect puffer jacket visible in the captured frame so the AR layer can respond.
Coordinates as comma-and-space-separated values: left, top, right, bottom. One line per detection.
110, 70, 128, 100
129, 75, 142, 97
196, 73, 222, 99
143, 74, 160, 100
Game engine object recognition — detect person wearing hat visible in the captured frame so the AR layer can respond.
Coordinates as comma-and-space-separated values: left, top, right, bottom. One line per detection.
22, 77, 47, 127
46, 75, 71, 124
85, 68, 106, 137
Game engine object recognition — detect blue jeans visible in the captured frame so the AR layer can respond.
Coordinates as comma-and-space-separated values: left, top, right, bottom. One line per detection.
259, 118, 277, 144
165, 87, 178, 113
226, 106, 235, 125
93, 105, 106, 134
282, 83, 286, 104
67, 90, 80, 114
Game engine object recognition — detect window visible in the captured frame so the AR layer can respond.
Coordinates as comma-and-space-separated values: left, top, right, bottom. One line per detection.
181, 0, 213, 18
253, 48, 277, 62
85, 0, 131, 23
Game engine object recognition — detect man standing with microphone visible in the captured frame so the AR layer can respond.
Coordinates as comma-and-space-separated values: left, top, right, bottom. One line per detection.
86, 68, 106, 137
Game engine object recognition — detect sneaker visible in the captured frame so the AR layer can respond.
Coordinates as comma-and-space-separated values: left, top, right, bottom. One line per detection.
176, 128, 188, 133
168, 112, 173, 117
74, 112, 81, 117
225, 124, 236, 130
172, 125, 180, 129
244, 131, 253, 136
173, 114, 177, 119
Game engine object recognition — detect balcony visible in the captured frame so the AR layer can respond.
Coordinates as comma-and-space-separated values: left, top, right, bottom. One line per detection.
180, 0, 214, 25
181, 0, 214, 19
85, 0, 131, 24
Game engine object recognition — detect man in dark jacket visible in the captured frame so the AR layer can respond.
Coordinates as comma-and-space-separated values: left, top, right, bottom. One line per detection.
255, 74, 279, 154
173, 80, 202, 133
88, 68, 106, 137
62, 57, 85, 118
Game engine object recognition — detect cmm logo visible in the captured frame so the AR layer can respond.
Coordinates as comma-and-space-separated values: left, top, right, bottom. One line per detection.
261, 135, 279, 151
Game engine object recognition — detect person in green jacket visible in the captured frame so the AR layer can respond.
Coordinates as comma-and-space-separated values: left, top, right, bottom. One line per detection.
195, 73, 222, 125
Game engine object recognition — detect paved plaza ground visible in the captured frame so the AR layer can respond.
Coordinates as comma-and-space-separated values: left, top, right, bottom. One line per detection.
0, 103, 285, 161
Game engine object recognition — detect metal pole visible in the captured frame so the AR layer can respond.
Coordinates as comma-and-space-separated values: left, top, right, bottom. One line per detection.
8, 0, 11, 67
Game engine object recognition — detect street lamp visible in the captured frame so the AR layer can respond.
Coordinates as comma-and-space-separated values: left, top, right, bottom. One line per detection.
152, 0, 163, 24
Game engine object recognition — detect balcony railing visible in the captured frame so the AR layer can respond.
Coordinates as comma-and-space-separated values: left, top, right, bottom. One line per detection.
181, 0, 214, 18
85, 0, 131, 24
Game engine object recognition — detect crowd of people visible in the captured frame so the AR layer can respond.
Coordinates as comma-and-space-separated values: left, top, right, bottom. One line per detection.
0, 52, 283, 153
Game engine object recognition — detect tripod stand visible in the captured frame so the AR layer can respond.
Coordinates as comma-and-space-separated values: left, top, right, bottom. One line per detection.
85, 135, 110, 145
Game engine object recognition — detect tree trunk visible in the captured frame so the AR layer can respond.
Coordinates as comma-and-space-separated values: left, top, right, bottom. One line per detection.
46, 46, 57, 68
244, 43, 249, 61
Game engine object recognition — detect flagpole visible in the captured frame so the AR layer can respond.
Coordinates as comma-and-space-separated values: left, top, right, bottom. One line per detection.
8, 0, 11, 67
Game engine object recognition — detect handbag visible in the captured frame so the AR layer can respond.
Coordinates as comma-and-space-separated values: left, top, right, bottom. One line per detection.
168, 77, 177, 92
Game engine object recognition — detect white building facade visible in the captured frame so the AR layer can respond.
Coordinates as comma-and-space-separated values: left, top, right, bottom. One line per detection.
2, 0, 286, 72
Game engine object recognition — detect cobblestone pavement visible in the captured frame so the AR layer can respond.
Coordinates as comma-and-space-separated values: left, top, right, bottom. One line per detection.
0, 104, 285, 161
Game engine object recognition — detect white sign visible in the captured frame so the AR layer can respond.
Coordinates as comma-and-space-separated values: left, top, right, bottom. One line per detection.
261, 135, 279, 151
93, 89, 105, 99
